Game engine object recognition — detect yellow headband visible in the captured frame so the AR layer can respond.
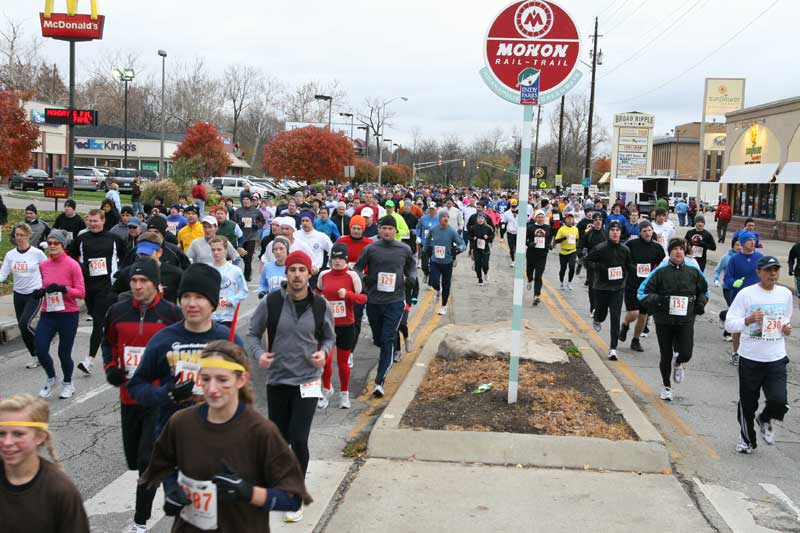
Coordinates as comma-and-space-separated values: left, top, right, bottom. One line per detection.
0, 421, 49, 430
199, 359, 246, 373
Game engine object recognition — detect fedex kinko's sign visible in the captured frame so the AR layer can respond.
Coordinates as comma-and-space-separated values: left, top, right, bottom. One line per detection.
480, 0, 582, 106
40, 0, 105, 41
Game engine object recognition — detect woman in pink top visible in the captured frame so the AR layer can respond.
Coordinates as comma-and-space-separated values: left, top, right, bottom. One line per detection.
34, 229, 86, 400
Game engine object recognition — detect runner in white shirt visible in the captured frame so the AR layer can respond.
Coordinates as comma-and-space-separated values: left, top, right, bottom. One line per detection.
651, 208, 676, 253
294, 211, 333, 270
261, 217, 316, 267
501, 199, 521, 267
725, 255, 793, 454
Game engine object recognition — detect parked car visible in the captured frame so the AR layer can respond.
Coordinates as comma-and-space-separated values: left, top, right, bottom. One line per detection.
139, 169, 158, 180
216, 176, 276, 199
54, 166, 105, 191
92, 166, 111, 177
104, 168, 139, 192
9, 169, 53, 191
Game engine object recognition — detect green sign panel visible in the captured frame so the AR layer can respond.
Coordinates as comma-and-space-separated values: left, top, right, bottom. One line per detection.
141, 161, 159, 171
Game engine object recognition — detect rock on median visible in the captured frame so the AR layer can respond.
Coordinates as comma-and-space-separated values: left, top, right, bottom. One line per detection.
437, 320, 568, 363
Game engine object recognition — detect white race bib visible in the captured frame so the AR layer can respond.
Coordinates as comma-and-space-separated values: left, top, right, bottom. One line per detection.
434, 245, 446, 259
636, 263, 651, 278
243, 217, 253, 229
762, 315, 784, 340
669, 296, 689, 316
477, 238, 486, 250
300, 379, 323, 398
12, 261, 29, 274
424, 229, 430, 239
123, 346, 145, 379
566, 234, 576, 245
178, 471, 218, 531
607, 266, 623, 281
175, 360, 203, 396
88, 257, 108, 277
167, 221, 179, 235
691, 246, 704, 258
534, 236, 545, 249
552, 214, 560, 221
377, 272, 397, 292
329, 300, 346, 318
45, 291, 65, 312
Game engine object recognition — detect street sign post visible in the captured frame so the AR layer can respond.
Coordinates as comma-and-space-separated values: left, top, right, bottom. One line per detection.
44, 186, 69, 211
480, 0, 582, 404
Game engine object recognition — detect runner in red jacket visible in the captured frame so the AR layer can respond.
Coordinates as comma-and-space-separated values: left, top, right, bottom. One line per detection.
714, 198, 733, 243
336, 215, 373, 340
316, 243, 367, 409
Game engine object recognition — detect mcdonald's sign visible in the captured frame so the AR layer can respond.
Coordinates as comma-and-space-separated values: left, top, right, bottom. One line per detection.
40, 0, 105, 41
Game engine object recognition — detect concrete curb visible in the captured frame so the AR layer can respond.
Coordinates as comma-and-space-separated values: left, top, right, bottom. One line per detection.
0, 302, 89, 344
368, 325, 671, 473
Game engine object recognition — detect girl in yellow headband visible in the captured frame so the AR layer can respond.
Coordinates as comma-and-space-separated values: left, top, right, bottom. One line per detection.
0, 394, 89, 532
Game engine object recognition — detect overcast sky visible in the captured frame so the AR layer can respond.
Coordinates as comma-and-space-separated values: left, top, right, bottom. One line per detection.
5, 0, 795, 153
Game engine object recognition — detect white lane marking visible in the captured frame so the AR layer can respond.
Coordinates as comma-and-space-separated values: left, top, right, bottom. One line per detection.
52, 384, 113, 417
760, 483, 800, 522
84, 469, 164, 523
694, 478, 776, 532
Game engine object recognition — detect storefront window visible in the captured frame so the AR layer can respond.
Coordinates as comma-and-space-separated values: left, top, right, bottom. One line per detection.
791, 185, 800, 223
732, 184, 778, 219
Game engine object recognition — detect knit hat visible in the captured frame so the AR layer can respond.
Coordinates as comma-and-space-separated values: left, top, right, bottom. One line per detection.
591, 212, 603, 220
607, 220, 623, 230
147, 216, 168, 235
738, 231, 756, 244
184, 205, 198, 214
349, 215, 366, 229
130, 258, 160, 286
300, 211, 315, 222
178, 263, 221, 309
694, 215, 706, 224
271, 236, 291, 252
285, 250, 312, 272
64, 199, 77, 209
279, 217, 296, 230
638, 220, 652, 230
379, 215, 397, 228
47, 229, 70, 248
438, 210, 449, 220
337, 201, 346, 209
121, 206, 134, 215
25, 204, 37, 214
667, 238, 686, 254
330, 243, 349, 261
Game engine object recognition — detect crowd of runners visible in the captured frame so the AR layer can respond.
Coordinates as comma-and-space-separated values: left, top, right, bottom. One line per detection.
0, 183, 795, 530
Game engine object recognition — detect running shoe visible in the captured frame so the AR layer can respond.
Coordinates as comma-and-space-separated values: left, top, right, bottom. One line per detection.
756, 416, 775, 445
510, 261, 515, 267
77, 357, 94, 375
438, 306, 448, 316
660, 387, 673, 401
607, 349, 618, 361
593, 320, 602, 332
736, 436, 753, 454
533, 296, 541, 306
559, 282, 566, 291
372, 384, 385, 398
423, 274, 429, 284
59, 382, 75, 399
642, 325, 650, 336
317, 388, 332, 409
673, 363, 685, 384
26, 359, 40, 369
393, 350, 402, 363
588, 309, 595, 317
618, 323, 630, 342
730, 352, 739, 366
567, 282, 574, 291
339, 392, 351, 409
405, 339, 414, 352
478, 281, 484, 286
39, 377, 57, 399
484, 272, 490, 281
526, 282, 532, 291
723, 333, 732, 342
284, 508, 304, 523
630, 338, 644, 352
128, 523, 147, 533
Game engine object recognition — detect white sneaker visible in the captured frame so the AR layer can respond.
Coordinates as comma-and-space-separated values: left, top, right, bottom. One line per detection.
567, 282, 574, 291
128, 523, 147, 533
26, 359, 40, 369
736, 436, 753, 454
39, 377, 58, 399
317, 388, 332, 409
607, 349, 618, 361
660, 387, 673, 401
730, 352, 739, 366
756, 417, 775, 445
405, 339, 414, 352
559, 282, 566, 290
478, 281, 485, 286
372, 384, 385, 398
510, 261, 515, 267
438, 306, 447, 316
673, 363, 685, 384
484, 272, 489, 281
284, 507, 304, 522
339, 392, 351, 409
59, 382, 75, 399
526, 282, 532, 291
77, 357, 94, 375
593, 320, 602, 332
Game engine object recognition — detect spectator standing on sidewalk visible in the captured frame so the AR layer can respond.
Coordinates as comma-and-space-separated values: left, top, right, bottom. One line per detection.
789, 241, 800, 301
191, 178, 207, 214
53, 200, 86, 241
715, 198, 733, 243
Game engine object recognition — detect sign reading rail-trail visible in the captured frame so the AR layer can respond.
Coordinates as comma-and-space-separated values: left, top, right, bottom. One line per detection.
479, 0, 582, 404
480, 0, 582, 106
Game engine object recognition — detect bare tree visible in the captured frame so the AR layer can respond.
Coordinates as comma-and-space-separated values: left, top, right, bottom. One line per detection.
167, 58, 224, 129
0, 16, 42, 91
239, 75, 283, 169
357, 97, 397, 160
223, 64, 261, 145
281, 80, 346, 123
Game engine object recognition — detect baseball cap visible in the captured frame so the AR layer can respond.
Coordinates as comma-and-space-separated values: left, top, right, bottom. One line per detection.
385, 200, 395, 208
201, 216, 218, 226
362, 207, 374, 218
127, 219, 141, 228
757, 256, 780, 269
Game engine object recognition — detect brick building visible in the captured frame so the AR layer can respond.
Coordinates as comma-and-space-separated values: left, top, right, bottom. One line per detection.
652, 122, 727, 183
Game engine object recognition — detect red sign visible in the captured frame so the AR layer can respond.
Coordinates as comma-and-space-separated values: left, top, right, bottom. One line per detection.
40, 12, 105, 41
483, 1, 581, 104
44, 186, 69, 199
44, 108, 99, 126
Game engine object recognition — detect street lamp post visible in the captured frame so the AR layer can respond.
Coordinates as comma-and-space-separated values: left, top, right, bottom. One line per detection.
339, 112, 354, 139
315, 94, 333, 130
377, 96, 408, 186
357, 125, 369, 157
393, 143, 401, 165
158, 50, 167, 178
114, 67, 135, 168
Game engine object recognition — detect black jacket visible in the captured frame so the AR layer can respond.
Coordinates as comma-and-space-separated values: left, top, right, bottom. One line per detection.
68, 230, 128, 293
640, 261, 708, 325
113, 262, 184, 303
625, 237, 666, 289
331, 212, 351, 237
684, 229, 717, 262
469, 222, 495, 255
583, 240, 632, 291
525, 223, 553, 257
578, 227, 607, 257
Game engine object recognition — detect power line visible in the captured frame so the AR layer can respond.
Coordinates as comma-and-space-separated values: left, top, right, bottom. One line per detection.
598, 0, 709, 80
595, 0, 622, 18
610, 0, 780, 105
604, 0, 631, 20
604, 0, 653, 34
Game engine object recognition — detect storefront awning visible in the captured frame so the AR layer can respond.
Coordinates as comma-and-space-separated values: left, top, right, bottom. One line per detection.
598, 172, 610, 184
775, 162, 800, 184
228, 155, 251, 169
719, 163, 778, 184
612, 178, 643, 193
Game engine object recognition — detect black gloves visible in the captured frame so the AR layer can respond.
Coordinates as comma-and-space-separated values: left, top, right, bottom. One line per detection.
169, 380, 195, 402
43, 284, 67, 293
163, 485, 190, 516
694, 302, 705, 316
258, 291, 266, 299
105, 366, 127, 387
31, 288, 45, 299
213, 463, 254, 503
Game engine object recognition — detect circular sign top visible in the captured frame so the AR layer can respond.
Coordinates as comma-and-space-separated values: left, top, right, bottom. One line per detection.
482, 0, 581, 105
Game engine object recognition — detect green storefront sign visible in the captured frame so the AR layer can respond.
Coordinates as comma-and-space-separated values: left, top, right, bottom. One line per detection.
141, 161, 159, 171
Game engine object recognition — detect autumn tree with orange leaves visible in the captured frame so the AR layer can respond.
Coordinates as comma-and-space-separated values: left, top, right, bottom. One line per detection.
174, 122, 230, 178
0, 90, 39, 179
263, 126, 354, 183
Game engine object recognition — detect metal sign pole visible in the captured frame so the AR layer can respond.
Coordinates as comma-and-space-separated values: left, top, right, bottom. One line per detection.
509, 104, 534, 404
696, 79, 709, 199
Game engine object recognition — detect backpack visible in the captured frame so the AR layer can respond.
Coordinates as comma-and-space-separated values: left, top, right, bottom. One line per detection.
265, 289, 326, 352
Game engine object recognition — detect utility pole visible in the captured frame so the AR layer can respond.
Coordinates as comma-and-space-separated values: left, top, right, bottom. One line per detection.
584, 17, 601, 197
556, 95, 565, 194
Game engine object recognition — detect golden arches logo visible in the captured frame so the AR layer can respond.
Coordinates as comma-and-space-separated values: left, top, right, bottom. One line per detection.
44, 0, 99, 20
